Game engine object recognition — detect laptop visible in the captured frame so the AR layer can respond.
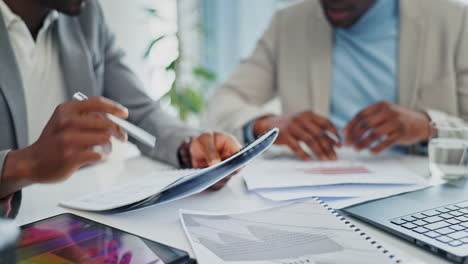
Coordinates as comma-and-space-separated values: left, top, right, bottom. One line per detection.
343, 178, 468, 263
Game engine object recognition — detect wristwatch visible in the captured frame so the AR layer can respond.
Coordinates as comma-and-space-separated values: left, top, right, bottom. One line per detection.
177, 137, 193, 169
243, 119, 258, 144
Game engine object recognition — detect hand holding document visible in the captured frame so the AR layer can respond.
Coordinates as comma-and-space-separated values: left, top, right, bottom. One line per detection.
60, 128, 279, 213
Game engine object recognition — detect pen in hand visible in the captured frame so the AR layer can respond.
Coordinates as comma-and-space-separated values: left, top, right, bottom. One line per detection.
72, 92, 157, 148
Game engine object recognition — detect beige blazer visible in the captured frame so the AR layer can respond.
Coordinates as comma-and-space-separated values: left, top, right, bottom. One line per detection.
206, 0, 468, 141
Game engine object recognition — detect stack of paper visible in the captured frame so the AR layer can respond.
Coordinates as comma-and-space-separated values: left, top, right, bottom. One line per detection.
243, 150, 431, 209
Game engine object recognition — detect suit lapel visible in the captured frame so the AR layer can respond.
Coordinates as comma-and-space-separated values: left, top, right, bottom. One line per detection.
0, 13, 28, 148
56, 16, 96, 99
398, 0, 425, 108
308, 1, 333, 117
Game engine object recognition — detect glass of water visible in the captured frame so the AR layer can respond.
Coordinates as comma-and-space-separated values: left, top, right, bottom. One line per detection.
428, 125, 468, 181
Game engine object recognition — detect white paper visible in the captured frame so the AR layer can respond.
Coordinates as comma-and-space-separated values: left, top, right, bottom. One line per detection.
255, 183, 431, 209
180, 199, 400, 264
60, 170, 195, 211
243, 156, 427, 190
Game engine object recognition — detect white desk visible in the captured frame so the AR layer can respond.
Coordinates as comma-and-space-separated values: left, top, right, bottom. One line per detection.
16, 143, 449, 264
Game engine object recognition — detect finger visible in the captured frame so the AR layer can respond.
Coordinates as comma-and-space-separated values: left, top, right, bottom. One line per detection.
299, 112, 341, 144
75, 150, 102, 167
72, 97, 129, 119
347, 111, 395, 147
289, 125, 324, 160
191, 154, 208, 168
344, 103, 386, 142
191, 133, 222, 167
284, 135, 312, 161
62, 131, 113, 150
310, 136, 331, 161
298, 116, 322, 136
317, 136, 338, 160
214, 133, 242, 160
370, 132, 401, 153
60, 114, 128, 142
355, 122, 400, 151
300, 118, 341, 153
310, 115, 342, 144
52, 149, 102, 182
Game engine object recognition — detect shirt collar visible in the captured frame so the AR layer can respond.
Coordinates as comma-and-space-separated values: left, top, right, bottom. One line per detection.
0, 0, 59, 31
0, 0, 18, 29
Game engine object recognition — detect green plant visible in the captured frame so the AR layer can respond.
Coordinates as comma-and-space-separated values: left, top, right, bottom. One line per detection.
144, 7, 216, 121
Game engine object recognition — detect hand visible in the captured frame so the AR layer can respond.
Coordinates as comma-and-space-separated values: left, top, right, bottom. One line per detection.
188, 132, 242, 190
253, 112, 341, 161
343, 101, 431, 153
0, 97, 128, 197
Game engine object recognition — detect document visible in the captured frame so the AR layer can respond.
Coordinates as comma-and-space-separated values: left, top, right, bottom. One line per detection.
60, 170, 194, 211
60, 128, 279, 213
254, 183, 431, 209
243, 157, 427, 190
180, 199, 401, 263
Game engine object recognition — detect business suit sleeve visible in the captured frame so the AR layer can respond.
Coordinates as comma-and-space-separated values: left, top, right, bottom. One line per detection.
205, 12, 281, 141
97, 7, 201, 166
427, 6, 468, 130
0, 150, 9, 186
0, 150, 10, 217
0, 150, 21, 218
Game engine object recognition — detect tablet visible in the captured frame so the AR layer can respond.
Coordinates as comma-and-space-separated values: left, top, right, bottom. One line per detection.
15, 213, 195, 264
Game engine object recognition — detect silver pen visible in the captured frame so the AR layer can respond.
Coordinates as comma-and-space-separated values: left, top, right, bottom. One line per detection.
72, 92, 157, 148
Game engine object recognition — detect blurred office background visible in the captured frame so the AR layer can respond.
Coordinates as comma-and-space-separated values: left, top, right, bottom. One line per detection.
99, 0, 290, 124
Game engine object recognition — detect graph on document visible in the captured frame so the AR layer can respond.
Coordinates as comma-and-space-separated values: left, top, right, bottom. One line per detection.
183, 214, 343, 262
181, 200, 397, 264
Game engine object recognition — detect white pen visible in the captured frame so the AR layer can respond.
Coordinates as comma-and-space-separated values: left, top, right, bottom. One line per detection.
72, 92, 157, 148
324, 130, 341, 144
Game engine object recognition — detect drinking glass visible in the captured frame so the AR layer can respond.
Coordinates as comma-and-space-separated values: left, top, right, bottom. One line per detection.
428, 125, 468, 181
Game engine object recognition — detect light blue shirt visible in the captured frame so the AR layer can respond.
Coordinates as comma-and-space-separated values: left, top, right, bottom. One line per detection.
329, 0, 400, 133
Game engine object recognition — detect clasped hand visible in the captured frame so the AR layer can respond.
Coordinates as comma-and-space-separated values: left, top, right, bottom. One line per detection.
254, 101, 431, 161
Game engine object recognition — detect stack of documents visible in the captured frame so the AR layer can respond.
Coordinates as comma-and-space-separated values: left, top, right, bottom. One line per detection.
243, 149, 431, 209
180, 199, 402, 263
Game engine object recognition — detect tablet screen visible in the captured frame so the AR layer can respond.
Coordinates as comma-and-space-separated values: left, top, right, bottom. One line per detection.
15, 214, 178, 264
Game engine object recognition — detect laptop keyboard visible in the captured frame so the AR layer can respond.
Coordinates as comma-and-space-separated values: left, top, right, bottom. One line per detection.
390, 200, 468, 247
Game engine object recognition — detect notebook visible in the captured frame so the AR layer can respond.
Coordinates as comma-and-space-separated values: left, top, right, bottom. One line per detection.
180, 198, 403, 263
60, 128, 278, 213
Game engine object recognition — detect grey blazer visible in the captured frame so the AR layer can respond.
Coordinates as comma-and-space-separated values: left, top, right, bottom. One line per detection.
0, 2, 199, 214
207, 0, 468, 141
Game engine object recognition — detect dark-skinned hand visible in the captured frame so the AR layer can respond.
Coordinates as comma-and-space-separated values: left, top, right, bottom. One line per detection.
253, 112, 342, 161
343, 101, 431, 153
0, 97, 128, 198
188, 132, 242, 190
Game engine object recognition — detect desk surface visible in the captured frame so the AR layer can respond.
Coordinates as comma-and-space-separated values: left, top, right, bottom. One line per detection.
16, 143, 449, 264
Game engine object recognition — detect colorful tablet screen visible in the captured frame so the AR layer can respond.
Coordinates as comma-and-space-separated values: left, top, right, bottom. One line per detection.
16, 214, 167, 264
